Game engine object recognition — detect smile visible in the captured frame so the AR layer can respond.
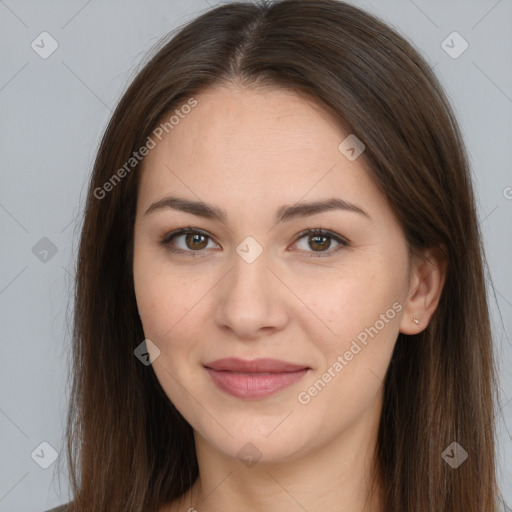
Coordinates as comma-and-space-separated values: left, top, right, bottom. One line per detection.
203, 358, 310, 399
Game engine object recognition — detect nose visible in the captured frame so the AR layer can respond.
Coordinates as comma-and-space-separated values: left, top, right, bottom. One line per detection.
213, 246, 289, 340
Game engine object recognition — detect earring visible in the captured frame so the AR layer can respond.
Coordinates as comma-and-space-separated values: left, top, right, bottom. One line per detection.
413, 317, 419, 325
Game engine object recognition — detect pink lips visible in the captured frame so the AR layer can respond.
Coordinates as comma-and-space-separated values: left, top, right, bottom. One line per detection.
204, 357, 309, 399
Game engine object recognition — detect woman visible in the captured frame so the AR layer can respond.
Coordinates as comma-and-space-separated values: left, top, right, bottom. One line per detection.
49, 0, 503, 510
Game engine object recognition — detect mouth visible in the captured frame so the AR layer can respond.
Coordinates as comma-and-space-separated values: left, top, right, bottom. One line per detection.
203, 357, 310, 399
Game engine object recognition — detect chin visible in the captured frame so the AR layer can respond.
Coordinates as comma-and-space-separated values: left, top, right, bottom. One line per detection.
192, 412, 319, 465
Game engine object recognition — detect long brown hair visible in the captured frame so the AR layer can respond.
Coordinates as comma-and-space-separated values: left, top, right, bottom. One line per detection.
62, 1, 501, 510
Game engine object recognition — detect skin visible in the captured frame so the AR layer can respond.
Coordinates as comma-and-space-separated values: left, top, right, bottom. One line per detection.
132, 83, 446, 512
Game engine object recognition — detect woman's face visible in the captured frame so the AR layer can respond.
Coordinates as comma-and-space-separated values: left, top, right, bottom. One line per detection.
133, 84, 420, 464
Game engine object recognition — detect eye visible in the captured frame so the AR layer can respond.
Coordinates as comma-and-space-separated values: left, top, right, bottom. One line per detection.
160, 227, 219, 256
291, 228, 350, 257
159, 227, 350, 258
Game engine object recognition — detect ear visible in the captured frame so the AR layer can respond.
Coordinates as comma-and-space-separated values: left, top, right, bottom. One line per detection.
399, 246, 448, 335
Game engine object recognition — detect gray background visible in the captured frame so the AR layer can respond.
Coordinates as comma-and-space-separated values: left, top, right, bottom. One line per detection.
0, 0, 511, 510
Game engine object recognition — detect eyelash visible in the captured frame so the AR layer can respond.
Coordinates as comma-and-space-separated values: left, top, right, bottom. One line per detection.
159, 227, 350, 258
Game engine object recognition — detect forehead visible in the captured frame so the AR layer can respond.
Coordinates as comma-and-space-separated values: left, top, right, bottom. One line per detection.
137, 84, 388, 222
174, 84, 347, 151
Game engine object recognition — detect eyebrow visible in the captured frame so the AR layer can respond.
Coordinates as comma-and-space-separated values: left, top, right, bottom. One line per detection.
144, 195, 371, 222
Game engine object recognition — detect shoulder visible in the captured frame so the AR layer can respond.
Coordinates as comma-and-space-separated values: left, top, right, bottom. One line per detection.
44, 504, 69, 512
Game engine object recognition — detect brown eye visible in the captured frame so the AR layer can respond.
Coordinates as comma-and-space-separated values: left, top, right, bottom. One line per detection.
308, 234, 332, 251
160, 227, 349, 258
184, 233, 208, 250
293, 228, 350, 257
160, 227, 218, 255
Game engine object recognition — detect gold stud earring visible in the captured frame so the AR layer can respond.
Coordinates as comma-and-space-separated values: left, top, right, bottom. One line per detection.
413, 317, 419, 325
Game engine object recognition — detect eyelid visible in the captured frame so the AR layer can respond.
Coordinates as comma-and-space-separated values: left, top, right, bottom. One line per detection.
290, 228, 350, 257
159, 226, 220, 256
159, 227, 350, 257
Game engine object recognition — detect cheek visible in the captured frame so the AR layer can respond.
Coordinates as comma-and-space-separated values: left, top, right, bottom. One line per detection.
133, 248, 201, 339
133, 259, 211, 399
133, 263, 206, 414
298, 255, 406, 395
297, 294, 401, 431
303, 265, 404, 339
136, 281, 201, 350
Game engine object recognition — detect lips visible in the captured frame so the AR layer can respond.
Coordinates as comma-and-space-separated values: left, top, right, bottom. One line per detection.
204, 357, 308, 373
203, 357, 310, 399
